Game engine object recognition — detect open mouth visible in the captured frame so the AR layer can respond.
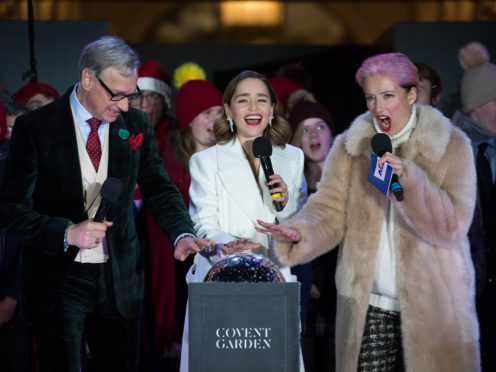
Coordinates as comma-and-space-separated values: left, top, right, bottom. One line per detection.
310, 142, 321, 151
245, 115, 262, 126
108, 108, 121, 117
377, 116, 391, 132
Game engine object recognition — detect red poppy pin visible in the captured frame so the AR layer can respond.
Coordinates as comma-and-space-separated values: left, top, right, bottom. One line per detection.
129, 133, 143, 151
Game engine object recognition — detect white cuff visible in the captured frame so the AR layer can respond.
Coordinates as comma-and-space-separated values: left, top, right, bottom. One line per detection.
174, 233, 196, 248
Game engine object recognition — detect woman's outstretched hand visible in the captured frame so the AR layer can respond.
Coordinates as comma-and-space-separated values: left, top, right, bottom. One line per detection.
255, 220, 301, 243
221, 238, 261, 255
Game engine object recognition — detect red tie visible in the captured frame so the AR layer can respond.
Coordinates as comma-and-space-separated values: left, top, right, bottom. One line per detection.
86, 118, 102, 171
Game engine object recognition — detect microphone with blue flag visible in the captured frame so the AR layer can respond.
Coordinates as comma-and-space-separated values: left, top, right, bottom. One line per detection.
369, 133, 404, 201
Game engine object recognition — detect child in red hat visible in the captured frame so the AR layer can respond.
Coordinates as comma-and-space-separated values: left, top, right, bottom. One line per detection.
12, 82, 59, 111
136, 64, 222, 363
175, 79, 223, 165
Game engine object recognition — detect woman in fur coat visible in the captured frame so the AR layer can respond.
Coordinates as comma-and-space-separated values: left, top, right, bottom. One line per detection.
257, 53, 480, 371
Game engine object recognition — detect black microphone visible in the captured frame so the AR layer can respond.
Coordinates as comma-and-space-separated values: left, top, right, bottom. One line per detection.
252, 136, 284, 212
93, 177, 123, 222
371, 133, 404, 201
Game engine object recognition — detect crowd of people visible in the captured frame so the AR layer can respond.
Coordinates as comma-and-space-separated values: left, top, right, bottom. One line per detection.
0, 35, 495, 372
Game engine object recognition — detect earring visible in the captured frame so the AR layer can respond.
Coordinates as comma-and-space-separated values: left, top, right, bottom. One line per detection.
268, 115, 274, 127
227, 117, 234, 132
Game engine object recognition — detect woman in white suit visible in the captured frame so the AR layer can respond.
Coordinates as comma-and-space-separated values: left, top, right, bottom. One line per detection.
179, 70, 306, 371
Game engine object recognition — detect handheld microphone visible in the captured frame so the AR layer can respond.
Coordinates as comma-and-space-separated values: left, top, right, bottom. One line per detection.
371, 133, 404, 201
93, 177, 123, 222
252, 136, 284, 211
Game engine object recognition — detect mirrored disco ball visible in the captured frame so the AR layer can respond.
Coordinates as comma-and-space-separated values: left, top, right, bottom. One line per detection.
204, 253, 286, 283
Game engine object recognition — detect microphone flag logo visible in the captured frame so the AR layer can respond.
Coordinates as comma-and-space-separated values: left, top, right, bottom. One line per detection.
367, 153, 393, 196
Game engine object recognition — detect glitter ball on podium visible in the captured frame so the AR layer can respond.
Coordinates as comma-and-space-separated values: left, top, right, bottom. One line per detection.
204, 253, 286, 283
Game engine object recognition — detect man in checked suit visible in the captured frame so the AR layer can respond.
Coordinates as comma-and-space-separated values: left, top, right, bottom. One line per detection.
0, 36, 212, 372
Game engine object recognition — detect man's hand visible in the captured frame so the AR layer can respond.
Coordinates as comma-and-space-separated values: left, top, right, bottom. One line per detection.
0, 296, 17, 326
174, 237, 215, 261
67, 220, 113, 249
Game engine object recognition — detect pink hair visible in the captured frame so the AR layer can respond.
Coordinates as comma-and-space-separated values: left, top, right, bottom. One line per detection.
355, 52, 419, 89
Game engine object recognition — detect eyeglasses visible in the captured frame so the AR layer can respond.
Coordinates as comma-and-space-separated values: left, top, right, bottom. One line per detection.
129, 91, 162, 105
97, 76, 141, 102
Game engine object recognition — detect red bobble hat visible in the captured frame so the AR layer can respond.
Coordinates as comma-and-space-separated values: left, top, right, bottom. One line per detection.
0, 101, 6, 142
12, 82, 59, 106
137, 60, 172, 107
175, 79, 223, 130
268, 76, 302, 110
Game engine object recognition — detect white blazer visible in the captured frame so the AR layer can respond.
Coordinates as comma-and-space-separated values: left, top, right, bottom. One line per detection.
188, 137, 306, 281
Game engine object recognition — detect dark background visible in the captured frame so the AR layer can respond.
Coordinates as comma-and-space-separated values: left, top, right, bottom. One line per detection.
1, 20, 495, 134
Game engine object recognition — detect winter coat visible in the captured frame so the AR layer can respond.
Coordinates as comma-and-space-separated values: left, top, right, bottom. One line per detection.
275, 104, 480, 372
188, 137, 306, 281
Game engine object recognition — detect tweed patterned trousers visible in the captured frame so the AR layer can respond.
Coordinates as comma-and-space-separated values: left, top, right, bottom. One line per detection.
357, 305, 404, 372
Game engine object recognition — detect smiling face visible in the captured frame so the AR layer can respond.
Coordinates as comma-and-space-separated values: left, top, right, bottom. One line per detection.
297, 117, 333, 163
363, 73, 416, 135
190, 105, 224, 151
79, 66, 139, 123
225, 77, 274, 144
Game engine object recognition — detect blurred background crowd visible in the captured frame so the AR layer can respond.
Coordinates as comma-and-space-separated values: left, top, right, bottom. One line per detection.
0, 1, 495, 372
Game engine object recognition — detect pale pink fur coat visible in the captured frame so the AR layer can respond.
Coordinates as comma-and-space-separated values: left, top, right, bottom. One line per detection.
276, 104, 480, 372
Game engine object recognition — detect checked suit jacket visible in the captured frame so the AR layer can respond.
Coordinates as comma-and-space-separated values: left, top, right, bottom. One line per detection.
0, 88, 195, 324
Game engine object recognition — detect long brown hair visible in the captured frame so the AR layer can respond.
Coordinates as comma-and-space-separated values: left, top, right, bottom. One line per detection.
177, 127, 196, 167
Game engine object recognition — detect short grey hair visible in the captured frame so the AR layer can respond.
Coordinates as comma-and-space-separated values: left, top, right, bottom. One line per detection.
78, 36, 140, 78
